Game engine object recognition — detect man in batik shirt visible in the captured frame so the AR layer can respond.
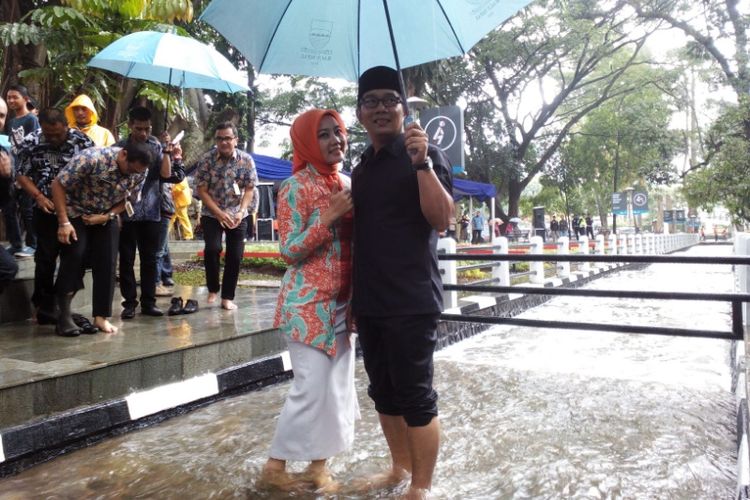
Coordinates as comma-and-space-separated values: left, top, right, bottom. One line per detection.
16, 108, 94, 325
194, 122, 257, 311
51, 142, 152, 336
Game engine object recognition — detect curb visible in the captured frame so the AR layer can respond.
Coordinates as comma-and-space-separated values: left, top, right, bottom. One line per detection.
0, 353, 292, 476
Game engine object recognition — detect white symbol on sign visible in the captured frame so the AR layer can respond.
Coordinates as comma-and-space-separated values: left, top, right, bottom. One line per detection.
633, 193, 647, 206
424, 115, 457, 151
432, 120, 446, 146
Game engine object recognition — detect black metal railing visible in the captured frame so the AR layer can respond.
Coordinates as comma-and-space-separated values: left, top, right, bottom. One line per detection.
438, 253, 750, 341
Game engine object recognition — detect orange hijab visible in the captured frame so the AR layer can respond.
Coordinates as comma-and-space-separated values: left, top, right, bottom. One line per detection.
290, 109, 347, 189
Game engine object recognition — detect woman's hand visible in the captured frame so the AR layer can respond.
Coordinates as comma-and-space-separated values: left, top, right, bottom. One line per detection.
320, 185, 352, 227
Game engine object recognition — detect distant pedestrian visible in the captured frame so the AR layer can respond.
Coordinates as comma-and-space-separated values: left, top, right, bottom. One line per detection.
471, 210, 485, 244
585, 215, 594, 238
459, 212, 470, 242
550, 215, 559, 241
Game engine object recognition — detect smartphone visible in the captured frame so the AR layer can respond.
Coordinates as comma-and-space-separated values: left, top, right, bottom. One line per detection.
171, 130, 185, 145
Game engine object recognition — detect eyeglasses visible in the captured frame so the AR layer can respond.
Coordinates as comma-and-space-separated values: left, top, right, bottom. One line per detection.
215, 136, 235, 142
359, 95, 402, 109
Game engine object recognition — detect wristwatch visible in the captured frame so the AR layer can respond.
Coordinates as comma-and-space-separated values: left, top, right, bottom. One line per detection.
109, 212, 116, 221
414, 156, 433, 171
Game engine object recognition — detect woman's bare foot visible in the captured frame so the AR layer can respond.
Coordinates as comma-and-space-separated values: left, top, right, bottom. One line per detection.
221, 299, 237, 310
207, 292, 218, 304
303, 464, 340, 493
94, 316, 117, 333
258, 465, 311, 492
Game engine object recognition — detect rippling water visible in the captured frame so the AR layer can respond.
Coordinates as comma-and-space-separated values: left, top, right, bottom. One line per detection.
0, 245, 736, 499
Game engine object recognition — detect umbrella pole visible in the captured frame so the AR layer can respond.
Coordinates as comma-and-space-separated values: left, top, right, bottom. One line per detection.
381, 0, 410, 116
164, 68, 172, 127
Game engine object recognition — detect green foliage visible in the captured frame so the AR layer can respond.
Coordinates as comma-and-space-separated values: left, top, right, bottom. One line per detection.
683, 103, 750, 225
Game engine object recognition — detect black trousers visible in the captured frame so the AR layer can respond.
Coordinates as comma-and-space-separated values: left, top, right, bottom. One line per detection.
119, 220, 161, 309
357, 313, 440, 427
0, 185, 22, 249
31, 209, 62, 312
0, 245, 18, 294
201, 215, 247, 300
56, 217, 118, 318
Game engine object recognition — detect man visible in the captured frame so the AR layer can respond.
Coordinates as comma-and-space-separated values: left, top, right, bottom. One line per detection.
0, 99, 18, 291
471, 210, 485, 244
194, 122, 257, 311
15, 108, 94, 325
64, 94, 116, 147
4, 84, 40, 257
155, 130, 181, 296
351, 66, 453, 499
550, 215, 559, 241
116, 107, 183, 319
585, 214, 594, 239
51, 142, 151, 336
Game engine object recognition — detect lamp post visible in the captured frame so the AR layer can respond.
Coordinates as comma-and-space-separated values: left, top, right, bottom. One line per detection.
624, 186, 635, 228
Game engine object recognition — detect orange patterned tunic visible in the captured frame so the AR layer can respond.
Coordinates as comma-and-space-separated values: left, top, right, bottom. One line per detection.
273, 164, 352, 356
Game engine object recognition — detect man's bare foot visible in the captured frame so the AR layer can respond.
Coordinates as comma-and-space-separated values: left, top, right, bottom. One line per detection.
352, 468, 410, 492
207, 292, 218, 304
94, 317, 117, 333
400, 486, 430, 499
221, 299, 237, 310
257, 466, 311, 492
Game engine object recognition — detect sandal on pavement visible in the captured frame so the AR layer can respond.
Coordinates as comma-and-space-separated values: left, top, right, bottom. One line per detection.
181, 299, 199, 314
167, 297, 184, 316
72, 313, 99, 334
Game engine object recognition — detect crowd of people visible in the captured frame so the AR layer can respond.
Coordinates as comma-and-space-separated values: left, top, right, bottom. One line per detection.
0, 84, 259, 334
1, 66, 453, 498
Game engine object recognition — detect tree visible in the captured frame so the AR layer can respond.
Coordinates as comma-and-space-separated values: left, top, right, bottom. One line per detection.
413, 0, 661, 223
553, 58, 680, 233
0, 0, 194, 132
628, 0, 750, 224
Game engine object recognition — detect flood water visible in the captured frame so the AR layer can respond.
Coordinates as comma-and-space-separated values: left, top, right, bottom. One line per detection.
0, 245, 737, 499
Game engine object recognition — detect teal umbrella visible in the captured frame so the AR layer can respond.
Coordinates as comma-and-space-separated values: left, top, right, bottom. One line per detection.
200, 0, 533, 82
88, 31, 250, 122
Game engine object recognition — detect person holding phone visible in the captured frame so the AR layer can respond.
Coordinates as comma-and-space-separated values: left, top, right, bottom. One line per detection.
194, 122, 257, 310
261, 109, 357, 494
351, 66, 453, 499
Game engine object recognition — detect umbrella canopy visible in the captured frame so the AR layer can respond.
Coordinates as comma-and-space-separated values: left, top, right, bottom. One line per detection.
200, 0, 534, 82
88, 31, 250, 93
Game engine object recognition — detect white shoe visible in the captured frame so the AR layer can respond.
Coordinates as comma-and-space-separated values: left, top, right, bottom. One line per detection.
155, 285, 174, 297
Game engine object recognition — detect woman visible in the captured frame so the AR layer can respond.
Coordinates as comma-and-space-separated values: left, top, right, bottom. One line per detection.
260, 109, 358, 493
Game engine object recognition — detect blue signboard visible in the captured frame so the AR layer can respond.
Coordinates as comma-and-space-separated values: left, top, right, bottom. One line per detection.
612, 192, 627, 215
631, 191, 649, 214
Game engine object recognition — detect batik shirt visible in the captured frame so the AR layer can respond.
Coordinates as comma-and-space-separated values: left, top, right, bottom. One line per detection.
273, 165, 353, 356
17, 128, 94, 197
56, 147, 146, 219
194, 149, 257, 219
116, 136, 168, 222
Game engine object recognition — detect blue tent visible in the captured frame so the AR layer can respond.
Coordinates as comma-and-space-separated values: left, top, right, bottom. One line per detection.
453, 178, 496, 202
252, 152, 497, 203
252, 152, 292, 181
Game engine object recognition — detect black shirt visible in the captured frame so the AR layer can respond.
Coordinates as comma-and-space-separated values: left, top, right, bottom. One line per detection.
351, 135, 452, 317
